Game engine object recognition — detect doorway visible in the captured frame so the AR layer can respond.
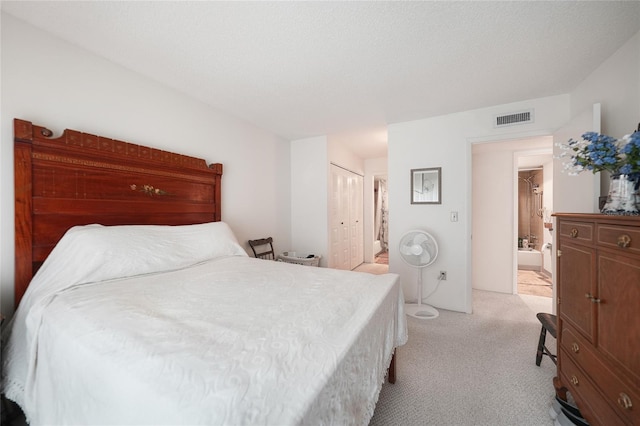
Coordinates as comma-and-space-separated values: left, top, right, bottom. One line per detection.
515, 153, 553, 297
373, 176, 389, 266
354, 173, 388, 275
471, 104, 601, 312
471, 137, 552, 296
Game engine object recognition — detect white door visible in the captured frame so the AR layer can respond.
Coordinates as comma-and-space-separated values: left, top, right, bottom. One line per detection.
338, 169, 351, 269
329, 165, 364, 270
328, 165, 351, 269
329, 167, 342, 268
330, 165, 351, 270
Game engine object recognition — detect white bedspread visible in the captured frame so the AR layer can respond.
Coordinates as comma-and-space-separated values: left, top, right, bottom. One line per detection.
2, 223, 407, 425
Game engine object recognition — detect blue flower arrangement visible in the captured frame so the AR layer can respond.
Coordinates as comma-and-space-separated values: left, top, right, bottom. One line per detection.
620, 131, 640, 175
558, 130, 640, 176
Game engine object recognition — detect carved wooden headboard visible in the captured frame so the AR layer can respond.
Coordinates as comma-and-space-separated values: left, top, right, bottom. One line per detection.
13, 118, 223, 307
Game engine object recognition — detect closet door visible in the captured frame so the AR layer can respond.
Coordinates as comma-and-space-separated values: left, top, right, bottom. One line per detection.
329, 165, 363, 270
330, 166, 350, 270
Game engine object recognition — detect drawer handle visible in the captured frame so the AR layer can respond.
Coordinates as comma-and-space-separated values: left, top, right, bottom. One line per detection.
618, 392, 633, 410
570, 375, 579, 386
571, 342, 580, 353
570, 228, 579, 238
617, 234, 632, 248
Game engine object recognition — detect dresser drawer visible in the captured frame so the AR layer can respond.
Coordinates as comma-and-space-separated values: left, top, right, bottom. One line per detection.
559, 220, 594, 245
562, 325, 639, 424
560, 349, 626, 426
597, 224, 640, 256
584, 355, 640, 424
561, 324, 599, 373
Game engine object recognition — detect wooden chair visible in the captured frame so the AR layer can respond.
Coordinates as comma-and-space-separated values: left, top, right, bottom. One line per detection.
536, 312, 557, 366
248, 237, 275, 260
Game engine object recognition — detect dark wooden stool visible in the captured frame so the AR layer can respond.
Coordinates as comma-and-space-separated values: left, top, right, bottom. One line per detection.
536, 312, 557, 366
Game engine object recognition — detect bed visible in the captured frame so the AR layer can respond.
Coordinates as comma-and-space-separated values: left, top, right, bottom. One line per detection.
2, 119, 408, 425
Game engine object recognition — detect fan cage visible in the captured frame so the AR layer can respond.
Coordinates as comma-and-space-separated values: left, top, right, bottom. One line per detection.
398, 230, 438, 268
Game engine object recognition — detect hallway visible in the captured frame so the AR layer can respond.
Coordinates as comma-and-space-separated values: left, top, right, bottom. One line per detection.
518, 270, 552, 297
374, 251, 388, 265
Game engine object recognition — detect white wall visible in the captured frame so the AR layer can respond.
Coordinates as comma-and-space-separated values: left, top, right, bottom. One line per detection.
388, 95, 570, 313
471, 146, 513, 294
569, 30, 640, 197
0, 14, 292, 316
551, 31, 640, 215
551, 103, 601, 215
541, 156, 553, 274
571, 31, 640, 142
290, 136, 329, 264
327, 137, 365, 175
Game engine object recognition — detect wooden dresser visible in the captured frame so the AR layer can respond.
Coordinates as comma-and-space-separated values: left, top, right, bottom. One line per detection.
554, 214, 640, 425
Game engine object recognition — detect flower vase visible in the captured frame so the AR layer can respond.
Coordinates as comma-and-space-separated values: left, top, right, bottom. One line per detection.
601, 174, 640, 215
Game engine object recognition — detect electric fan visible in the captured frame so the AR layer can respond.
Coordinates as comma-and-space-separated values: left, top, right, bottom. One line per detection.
399, 230, 440, 319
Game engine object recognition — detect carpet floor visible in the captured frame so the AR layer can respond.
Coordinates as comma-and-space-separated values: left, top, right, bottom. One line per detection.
370, 289, 556, 426
354, 262, 389, 275
518, 270, 552, 298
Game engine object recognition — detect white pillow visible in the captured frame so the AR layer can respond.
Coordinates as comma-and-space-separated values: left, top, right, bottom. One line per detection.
27, 221, 247, 302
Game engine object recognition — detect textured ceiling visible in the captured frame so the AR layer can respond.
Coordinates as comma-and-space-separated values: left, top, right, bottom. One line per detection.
3, 1, 640, 158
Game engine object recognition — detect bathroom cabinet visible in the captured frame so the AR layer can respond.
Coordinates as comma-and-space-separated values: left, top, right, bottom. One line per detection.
554, 213, 640, 426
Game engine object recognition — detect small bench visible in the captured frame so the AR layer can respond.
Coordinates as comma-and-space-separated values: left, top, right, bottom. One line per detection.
536, 312, 557, 366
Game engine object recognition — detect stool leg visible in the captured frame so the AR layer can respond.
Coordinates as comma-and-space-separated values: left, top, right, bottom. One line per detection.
536, 326, 547, 366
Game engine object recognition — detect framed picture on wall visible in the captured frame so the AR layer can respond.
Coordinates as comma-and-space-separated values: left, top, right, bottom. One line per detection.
411, 167, 441, 204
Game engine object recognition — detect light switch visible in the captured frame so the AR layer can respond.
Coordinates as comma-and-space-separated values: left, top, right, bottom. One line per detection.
450, 211, 458, 222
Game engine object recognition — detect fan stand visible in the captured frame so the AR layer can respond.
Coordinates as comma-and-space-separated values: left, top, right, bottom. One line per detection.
405, 268, 439, 319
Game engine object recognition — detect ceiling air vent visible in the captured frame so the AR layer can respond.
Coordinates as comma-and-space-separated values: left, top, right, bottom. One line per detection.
494, 109, 534, 128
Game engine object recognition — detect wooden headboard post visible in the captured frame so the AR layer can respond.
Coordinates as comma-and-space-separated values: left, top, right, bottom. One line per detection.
13, 118, 223, 307
209, 163, 223, 222
14, 120, 36, 307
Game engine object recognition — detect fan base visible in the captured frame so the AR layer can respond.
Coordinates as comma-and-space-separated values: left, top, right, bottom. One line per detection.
405, 303, 439, 319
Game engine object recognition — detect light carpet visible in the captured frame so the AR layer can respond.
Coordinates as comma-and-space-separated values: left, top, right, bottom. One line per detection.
518, 270, 553, 298
370, 289, 556, 426
354, 262, 390, 275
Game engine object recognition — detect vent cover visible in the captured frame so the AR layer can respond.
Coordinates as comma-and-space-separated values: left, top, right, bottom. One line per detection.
494, 109, 534, 127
